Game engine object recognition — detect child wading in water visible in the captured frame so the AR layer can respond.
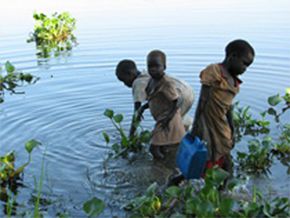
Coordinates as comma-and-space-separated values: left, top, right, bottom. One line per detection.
138, 50, 186, 169
170, 39, 255, 185
115, 60, 194, 137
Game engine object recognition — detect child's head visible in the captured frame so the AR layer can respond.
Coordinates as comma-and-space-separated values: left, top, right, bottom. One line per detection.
224, 39, 255, 76
115, 59, 139, 87
147, 50, 166, 79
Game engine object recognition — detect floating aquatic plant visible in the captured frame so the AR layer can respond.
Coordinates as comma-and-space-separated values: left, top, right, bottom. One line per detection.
0, 61, 38, 103
27, 12, 77, 58
0, 140, 41, 186
125, 167, 290, 218
83, 197, 105, 218
237, 136, 274, 175
271, 124, 290, 174
234, 91, 290, 175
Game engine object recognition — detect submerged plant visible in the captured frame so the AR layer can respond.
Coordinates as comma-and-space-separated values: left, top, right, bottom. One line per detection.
102, 109, 151, 158
0, 61, 38, 103
27, 12, 77, 58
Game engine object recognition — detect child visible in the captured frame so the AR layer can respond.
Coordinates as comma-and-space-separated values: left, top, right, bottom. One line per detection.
169, 39, 255, 185
115, 59, 194, 137
140, 50, 186, 169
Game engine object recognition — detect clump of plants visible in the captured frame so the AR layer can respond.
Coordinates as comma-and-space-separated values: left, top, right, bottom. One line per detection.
271, 124, 290, 174
0, 140, 40, 187
125, 167, 290, 218
234, 91, 290, 175
102, 109, 151, 159
0, 140, 40, 216
237, 136, 274, 175
27, 12, 77, 58
0, 61, 38, 103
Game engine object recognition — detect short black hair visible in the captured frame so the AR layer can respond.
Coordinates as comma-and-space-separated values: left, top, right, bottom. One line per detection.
115, 59, 137, 79
225, 39, 255, 57
147, 50, 166, 66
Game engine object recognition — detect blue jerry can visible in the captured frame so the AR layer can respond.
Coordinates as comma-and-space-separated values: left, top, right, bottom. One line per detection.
176, 133, 208, 179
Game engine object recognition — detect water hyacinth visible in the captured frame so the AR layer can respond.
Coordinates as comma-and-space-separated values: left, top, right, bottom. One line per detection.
27, 12, 77, 58
0, 61, 38, 103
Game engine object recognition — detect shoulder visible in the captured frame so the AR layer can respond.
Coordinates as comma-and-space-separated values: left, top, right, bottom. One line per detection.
200, 63, 222, 84
132, 74, 150, 102
162, 75, 176, 87
132, 74, 150, 89
166, 75, 193, 93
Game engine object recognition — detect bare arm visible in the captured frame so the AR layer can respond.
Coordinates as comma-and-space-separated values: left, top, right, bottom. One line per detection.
129, 101, 149, 137
190, 85, 210, 136
160, 96, 182, 130
226, 105, 235, 147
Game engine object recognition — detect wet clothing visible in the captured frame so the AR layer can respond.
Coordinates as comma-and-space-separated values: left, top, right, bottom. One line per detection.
193, 64, 241, 162
150, 143, 179, 170
146, 75, 186, 146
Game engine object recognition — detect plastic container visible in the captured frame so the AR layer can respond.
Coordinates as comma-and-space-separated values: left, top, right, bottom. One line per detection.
176, 133, 208, 179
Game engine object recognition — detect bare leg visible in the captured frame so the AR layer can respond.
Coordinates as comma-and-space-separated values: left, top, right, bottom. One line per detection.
150, 145, 165, 160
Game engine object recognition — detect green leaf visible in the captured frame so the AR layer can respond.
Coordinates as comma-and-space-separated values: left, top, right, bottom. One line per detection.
146, 182, 158, 196
83, 197, 105, 218
226, 178, 241, 190
206, 167, 229, 186
267, 108, 277, 116
113, 114, 123, 123
219, 198, 234, 216
112, 143, 120, 153
25, 139, 41, 153
104, 109, 114, 118
268, 94, 282, 106
102, 132, 110, 144
140, 130, 151, 143
165, 186, 181, 198
185, 198, 198, 215
170, 213, 187, 218
121, 136, 129, 147
5, 61, 15, 73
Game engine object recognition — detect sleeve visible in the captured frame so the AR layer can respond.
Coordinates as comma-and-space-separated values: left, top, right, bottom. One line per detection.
163, 80, 179, 101
200, 64, 222, 87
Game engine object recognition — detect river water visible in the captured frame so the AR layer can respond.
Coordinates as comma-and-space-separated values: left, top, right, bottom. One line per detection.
0, 0, 289, 217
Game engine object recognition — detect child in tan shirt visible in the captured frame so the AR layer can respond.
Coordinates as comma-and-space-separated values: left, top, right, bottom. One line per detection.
138, 50, 186, 168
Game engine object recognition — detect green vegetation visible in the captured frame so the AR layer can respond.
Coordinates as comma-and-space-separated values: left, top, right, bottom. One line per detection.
122, 91, 290, 217
237, 136, 274, 175
0, 140, 40, 216
125, 167, 290, 218
83, 197, 106, 218
0, 61, 38, 103
103, 109, 151, 159
27, 12, 77, 58
0, 140, 41, 186
234, 90, 290, 175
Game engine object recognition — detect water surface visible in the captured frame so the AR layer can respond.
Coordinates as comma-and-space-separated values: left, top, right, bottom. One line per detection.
0, 0, 290, 216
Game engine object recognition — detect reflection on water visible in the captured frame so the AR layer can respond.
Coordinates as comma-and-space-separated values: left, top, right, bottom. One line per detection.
0, 0, 290, 216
